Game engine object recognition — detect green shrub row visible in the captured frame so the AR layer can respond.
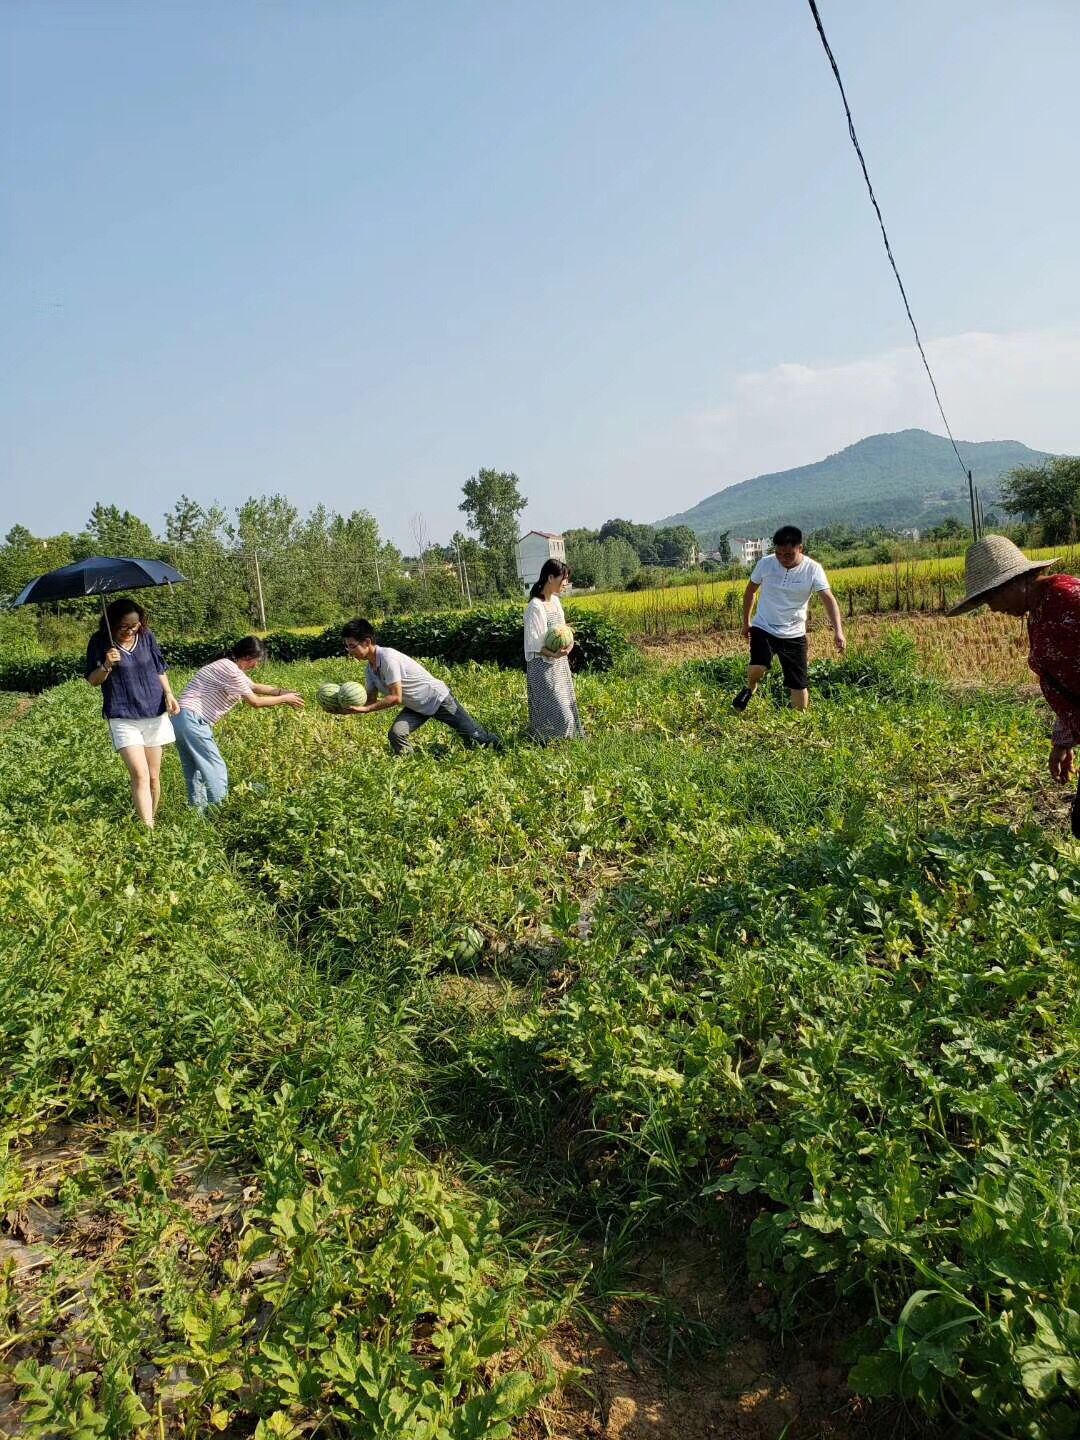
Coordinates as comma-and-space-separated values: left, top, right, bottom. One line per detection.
0, 603, 629, 692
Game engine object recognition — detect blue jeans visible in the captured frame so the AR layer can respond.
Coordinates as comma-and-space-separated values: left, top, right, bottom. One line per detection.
172, 708, 229, 808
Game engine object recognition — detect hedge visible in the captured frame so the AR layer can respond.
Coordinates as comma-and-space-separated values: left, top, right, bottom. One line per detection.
0, 605, 629, 694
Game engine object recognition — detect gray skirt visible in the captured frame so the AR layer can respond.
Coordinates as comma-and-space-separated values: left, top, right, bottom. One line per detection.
527, 655, 585, 742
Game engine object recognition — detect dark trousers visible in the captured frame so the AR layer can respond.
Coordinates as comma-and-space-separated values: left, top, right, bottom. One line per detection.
388, 694, 500, 756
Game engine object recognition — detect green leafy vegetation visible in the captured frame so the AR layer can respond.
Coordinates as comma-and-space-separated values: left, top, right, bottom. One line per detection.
1, 636, 1076, 1437
0, 604, 629, 694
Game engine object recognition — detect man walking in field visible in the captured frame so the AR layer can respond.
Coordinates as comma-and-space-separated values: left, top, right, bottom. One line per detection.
732, 525, 846, 712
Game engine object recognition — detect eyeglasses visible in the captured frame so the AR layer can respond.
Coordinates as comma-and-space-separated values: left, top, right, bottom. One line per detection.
115, 623, 140, 636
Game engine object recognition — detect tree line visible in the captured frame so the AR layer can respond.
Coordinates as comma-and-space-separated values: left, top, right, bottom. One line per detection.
0, 469, 719, 652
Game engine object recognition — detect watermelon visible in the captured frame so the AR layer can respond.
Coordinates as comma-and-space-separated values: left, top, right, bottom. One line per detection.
545, 624, 573, 653
449, 925, 484, 964
317, 683, 342, 712
338, 680, 367, 710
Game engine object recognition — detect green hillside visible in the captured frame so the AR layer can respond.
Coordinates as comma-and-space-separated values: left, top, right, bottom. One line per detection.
657, 429, 1052, 543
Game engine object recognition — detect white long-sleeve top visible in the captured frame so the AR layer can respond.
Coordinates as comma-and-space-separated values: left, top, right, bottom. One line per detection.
524, 595, 566, 661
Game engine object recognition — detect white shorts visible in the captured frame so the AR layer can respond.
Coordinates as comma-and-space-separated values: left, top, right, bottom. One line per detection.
108, 714, 175, 751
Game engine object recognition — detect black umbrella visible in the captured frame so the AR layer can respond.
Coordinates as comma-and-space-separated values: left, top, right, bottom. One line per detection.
14, 556, 186, 606
14, 556, 187, 651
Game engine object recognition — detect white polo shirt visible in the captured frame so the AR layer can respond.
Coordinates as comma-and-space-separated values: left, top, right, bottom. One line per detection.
750, 554, 831, 639
366, 646, 449, 716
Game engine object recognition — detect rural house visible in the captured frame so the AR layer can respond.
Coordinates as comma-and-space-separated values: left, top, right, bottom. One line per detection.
734, 536, 772, 567
515, 530, 566, 591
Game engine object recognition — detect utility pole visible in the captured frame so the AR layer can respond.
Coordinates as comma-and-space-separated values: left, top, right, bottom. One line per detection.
967, 470, 980, 542
455, 539, 472, 605
252, 549, 267, 630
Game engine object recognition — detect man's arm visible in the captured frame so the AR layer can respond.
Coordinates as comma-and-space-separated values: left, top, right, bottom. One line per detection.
345, 681, 402, 715
818, 590, 847, 653
741, 581, 760, 638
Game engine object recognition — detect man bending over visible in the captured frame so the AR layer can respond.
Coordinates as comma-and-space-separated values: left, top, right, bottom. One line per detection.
340, 618, 503, 755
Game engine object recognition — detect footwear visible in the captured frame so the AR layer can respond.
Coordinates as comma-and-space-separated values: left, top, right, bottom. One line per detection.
732, 686, 753, 713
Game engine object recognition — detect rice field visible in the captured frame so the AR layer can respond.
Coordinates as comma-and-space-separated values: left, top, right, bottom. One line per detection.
574, 546, 1071, 638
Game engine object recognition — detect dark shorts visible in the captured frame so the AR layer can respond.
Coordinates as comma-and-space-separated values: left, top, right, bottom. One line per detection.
749, 626, 809, 691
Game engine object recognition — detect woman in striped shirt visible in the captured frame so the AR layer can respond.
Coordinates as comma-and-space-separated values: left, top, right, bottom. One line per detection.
173, 637, 304, 809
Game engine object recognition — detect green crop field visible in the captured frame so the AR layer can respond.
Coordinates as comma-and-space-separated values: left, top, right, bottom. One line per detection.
573, 546, 1073, 637
1, 638, 1077, 1439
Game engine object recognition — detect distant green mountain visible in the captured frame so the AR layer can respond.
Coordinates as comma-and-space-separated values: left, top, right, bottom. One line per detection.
656, 430, 1053, 544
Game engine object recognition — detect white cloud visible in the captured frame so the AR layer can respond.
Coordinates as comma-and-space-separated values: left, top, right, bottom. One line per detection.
687, 328, 1080, 494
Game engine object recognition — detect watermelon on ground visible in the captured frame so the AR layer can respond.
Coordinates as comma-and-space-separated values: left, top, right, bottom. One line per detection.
317, 683, 342, 712
337, 680, 367, 709
449, 926, 484, 964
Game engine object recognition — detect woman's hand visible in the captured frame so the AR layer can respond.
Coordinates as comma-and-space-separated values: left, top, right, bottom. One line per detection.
166, 694, 181, 716
282, 692, 305, 710
1049, 744, 1074, 783
105, 647, 122, 666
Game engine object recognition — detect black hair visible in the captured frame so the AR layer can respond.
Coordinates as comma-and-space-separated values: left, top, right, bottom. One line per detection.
229, 636, 267, 663
772, 525, 803, 547
97, 596, 146, 637
342, 617, 376, 643
529, 559, 570, 601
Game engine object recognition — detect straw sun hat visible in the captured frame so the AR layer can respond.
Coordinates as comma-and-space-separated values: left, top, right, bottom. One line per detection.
948, 534, 1057, 616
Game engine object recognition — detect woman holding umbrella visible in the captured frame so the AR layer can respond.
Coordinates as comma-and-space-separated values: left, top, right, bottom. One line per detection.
949, 535, 1080, 837
85, 596, 180, 827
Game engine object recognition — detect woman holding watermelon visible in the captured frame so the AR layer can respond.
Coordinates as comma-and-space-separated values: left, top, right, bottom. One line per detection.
525, 560, 585, 743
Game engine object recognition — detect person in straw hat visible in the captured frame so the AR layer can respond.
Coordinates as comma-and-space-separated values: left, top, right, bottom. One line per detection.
949, 534, 1080, 838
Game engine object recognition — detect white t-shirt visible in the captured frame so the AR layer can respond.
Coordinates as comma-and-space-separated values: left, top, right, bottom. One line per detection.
366, 646, 450, 716
524, 595, 565, 661
750, 554, 831, 638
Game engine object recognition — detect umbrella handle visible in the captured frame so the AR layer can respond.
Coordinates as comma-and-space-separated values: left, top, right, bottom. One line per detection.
101, 596, 120, 663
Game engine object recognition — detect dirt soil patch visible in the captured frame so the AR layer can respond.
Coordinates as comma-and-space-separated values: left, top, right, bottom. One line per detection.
521, 1237, 938, 1440
636, 612, 1036, 689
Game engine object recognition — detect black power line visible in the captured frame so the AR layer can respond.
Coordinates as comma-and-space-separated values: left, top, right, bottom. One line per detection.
806, 0, 971, 492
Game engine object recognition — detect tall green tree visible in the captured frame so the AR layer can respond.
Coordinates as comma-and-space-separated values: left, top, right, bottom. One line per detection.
1000, 457, 1080, 544
0, 525, 74, 601
158, 497, 244, 634
78, 503, 160, 559
229, 495, 301, 627
459, 468, 527, 595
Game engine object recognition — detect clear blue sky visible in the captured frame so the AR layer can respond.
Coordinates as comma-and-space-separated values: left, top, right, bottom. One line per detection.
4, 1, 1079, 549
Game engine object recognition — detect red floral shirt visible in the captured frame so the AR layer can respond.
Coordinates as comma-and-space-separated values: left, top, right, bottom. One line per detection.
1028, 574, 1080, 747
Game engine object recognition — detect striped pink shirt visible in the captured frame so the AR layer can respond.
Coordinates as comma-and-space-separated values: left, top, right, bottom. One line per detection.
178, 658, 254, 724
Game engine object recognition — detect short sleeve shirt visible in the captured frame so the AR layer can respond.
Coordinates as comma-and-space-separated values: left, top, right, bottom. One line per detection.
1028, 574, 1080, 747
750, 554, 831, 639
85, 629, 168, 720
178, 658, 255, 724
524, 595, 565, 660
366, 646, 449, 716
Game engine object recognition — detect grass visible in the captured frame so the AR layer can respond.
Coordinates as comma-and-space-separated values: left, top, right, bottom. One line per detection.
0, 634, 1076, 1438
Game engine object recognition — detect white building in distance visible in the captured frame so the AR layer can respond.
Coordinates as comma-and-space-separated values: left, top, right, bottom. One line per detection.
516, 531, 566, 591
735, 536, 772, 567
